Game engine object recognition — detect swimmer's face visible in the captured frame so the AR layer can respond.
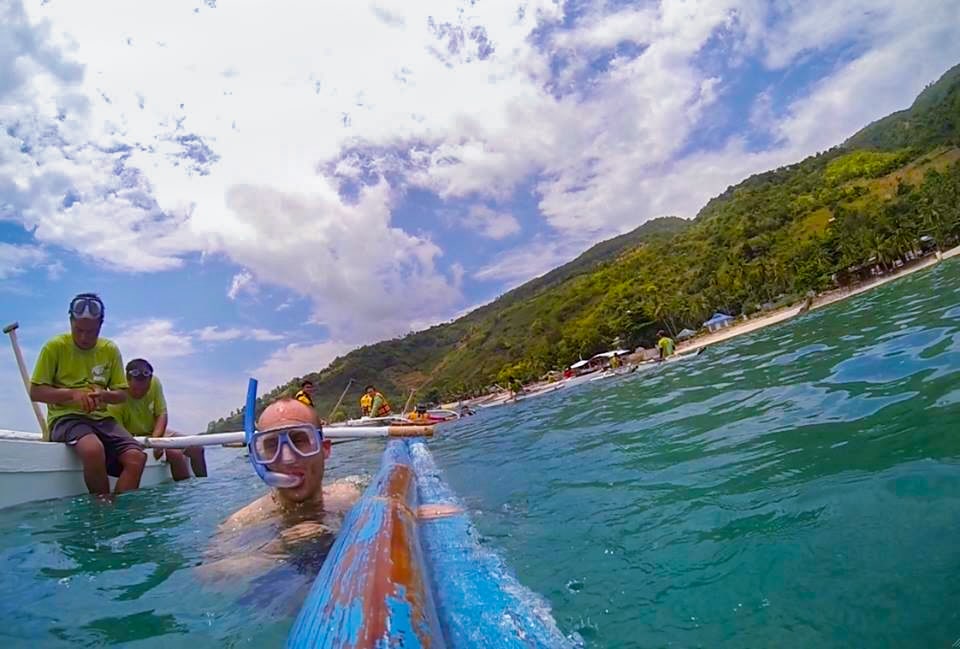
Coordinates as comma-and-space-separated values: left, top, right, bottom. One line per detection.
257, 400, 331, 504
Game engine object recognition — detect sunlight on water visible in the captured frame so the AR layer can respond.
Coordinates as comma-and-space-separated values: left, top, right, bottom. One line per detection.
0, 260, 958, 648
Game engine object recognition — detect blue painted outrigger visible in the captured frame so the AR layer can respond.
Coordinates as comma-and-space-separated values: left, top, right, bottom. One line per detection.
286, 437, 576, 648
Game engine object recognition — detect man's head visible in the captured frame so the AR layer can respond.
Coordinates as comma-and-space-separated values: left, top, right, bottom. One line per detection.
364, 384, 375, 395
300, 379, 314, 396
126, 358, 154, 399
415, 403, 427, 414
68, 293, 105, 350
657, 330, 666, 339
256, 399, 331, 504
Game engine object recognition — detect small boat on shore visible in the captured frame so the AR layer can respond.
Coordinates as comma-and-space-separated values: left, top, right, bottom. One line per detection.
0, 430, 172, 510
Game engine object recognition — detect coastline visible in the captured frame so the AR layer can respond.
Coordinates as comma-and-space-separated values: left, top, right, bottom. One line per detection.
678, 246, 956, 355
449, 244, 958, 409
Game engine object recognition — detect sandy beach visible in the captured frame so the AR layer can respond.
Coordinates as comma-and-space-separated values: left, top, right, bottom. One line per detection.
679, 246, 956, 355
447, 244, 959, 409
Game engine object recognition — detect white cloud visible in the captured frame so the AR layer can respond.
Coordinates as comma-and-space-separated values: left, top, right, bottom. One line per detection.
252, 340, 356, 392
111, 319, 194, 362
195, 325, 283, 342
2, 0, 958, 353
226, 269, 255, 300
461, 205, 521, 239
473, 236, 587, 286
0, 243, 47, 279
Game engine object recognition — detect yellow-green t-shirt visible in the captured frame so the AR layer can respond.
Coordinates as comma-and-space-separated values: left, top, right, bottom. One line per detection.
657, 336, 675, 357
31, 333, 128, 426
108, 377, 168, 436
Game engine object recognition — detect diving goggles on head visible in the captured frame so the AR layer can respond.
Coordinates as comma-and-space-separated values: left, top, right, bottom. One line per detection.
127, 367, 153, 379
69, 295, 104, 320
250, 424, 325, 465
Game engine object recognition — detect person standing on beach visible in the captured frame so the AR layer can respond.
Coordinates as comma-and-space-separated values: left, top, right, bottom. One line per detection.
656, 330, 675, 360
29, 293, 146, 495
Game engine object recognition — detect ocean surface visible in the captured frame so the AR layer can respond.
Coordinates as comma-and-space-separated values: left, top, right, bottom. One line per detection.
1, 260, 959, 648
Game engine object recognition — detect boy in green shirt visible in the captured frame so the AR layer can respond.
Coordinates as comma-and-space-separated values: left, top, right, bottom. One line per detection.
30, 293, 146, 496
656, 330, 676, 360
109, 358, 207, 481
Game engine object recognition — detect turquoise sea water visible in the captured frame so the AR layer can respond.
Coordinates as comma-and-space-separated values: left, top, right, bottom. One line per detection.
2, 260, 959, 648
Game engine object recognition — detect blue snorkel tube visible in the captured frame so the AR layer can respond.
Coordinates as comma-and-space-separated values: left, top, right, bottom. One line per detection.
245, 377, 301, 489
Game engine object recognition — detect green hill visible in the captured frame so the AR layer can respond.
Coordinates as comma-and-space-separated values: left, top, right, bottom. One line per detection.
208, 62, 960, 432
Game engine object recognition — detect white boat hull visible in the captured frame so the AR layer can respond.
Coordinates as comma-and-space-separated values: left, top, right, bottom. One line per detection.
0, 434, 172, 510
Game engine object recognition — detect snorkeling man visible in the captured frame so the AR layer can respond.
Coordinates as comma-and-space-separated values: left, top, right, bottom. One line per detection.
294, 379, 315, 408
201, 399, 363, 580
29, 293, 146, 495
226, 399, 361, 524
359, 384, 391, 418
108, 358, 207, 481
656, 330, 676, 361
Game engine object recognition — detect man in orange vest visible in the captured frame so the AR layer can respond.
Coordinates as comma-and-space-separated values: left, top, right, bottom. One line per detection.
359, 384, 391, 418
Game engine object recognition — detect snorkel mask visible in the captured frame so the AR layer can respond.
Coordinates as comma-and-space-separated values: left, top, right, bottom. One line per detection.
245, 378, 302, 489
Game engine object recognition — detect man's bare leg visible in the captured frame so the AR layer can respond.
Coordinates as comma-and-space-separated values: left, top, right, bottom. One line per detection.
185, 447, 208, 477
114, 449, 146, 494
74, 434, 110, 494
164, 449, 192, 481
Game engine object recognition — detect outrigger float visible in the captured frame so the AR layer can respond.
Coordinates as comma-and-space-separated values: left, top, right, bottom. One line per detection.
286, 438, 575, 648
0, 425, 433, 510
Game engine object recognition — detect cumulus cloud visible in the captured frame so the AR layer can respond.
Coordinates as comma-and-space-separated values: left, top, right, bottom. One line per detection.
3, 0, 959, 335
461, 205, 521, 239
195, 325, 283, 342
474, 236, 588, 286
226, 270, 255, 300
252, 340, 356, 391
0, 243, 48, 279
111, 319, 195, 361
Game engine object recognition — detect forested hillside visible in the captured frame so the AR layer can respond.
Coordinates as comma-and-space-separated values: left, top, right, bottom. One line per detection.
209, 63, 960, 431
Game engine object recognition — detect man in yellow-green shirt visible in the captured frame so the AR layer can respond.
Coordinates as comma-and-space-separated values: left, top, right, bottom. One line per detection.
30, 293, 146, 496
656, 330, 675, 360
109, 358, 207, 481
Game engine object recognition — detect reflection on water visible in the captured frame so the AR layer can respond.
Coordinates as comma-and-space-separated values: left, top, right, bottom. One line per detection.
432, 261, 960, 648
0, 440, 381, 648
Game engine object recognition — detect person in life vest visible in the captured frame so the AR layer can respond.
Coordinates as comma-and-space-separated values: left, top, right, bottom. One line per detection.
359, 385, 391, 418
657, 330, 676, 360
294, 380, 314, 408
406, 403, 430, 423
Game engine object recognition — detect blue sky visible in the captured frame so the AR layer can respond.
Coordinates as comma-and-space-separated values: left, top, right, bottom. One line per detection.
2, 0, 959, 432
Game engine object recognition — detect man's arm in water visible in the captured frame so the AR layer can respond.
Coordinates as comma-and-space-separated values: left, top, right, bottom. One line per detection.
198, 481, 363, 582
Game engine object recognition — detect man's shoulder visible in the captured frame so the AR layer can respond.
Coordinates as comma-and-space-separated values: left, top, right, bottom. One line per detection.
96, 338, 121, 355
41, 333, 72, 351
223, 494, 276, 528
323, 480, 363, 514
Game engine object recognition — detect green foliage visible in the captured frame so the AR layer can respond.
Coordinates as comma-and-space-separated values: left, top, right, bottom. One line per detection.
845, 63, 960, 150
208, 62, 960, 433
824, 150, 915, 185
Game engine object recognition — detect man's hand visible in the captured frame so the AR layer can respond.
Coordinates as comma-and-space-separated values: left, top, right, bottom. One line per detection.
71, 388, 99, 413
278, 521, 331, 545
